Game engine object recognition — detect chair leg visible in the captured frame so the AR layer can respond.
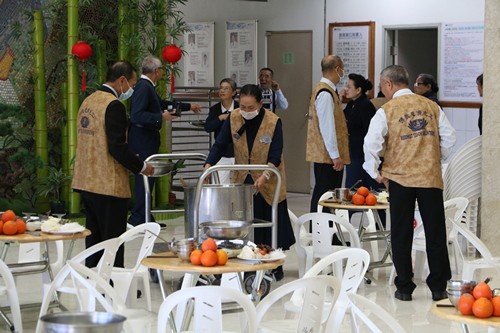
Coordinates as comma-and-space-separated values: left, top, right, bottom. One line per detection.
141, 272, 152, 311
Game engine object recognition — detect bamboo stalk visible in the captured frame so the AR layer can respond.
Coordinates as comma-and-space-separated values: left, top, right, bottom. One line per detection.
33, 10, 49, 212
96, 40, 107, 84
67, 0, 80, 213
60, 82, 69, 204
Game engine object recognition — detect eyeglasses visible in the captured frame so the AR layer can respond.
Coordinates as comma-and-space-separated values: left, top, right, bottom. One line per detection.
414, 82, 425, 87
219, 86, 232, 91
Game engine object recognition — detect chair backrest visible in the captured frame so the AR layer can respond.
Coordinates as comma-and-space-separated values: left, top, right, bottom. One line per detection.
304, 248, 370, 294
450, 220, 496, 265
256, 275, 341, 333
297, 212, 360, 259
158, 285, 258, 333
317, 191, 334, 213
0, 259, 22, 333
347, 293, 406, 333
70, 237, 121, 283
118, 223, 160, 271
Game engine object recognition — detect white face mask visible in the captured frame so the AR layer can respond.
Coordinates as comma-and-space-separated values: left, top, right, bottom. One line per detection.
240, 109, 259, 120
336, 67, 345, 80
118, 79, 134, 101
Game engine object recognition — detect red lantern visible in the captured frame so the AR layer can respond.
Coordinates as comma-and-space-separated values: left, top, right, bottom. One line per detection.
71, 41, 92, 91
162, 44, 182, 92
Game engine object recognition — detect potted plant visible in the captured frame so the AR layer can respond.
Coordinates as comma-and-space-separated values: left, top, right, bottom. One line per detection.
37, 166, 72, 214
168, 159, 186, 205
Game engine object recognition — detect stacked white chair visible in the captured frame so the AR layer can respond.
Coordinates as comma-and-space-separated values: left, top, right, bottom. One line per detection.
284, 248, 370, 332
37, 261, 154, 333
0, 259, 22, 333
294, 212, 361, 275
347, 293, 407, 333
157, 285, 257, 333
449, 220, 500, 280
256, 275, 341, 333
110, 223, 160, 310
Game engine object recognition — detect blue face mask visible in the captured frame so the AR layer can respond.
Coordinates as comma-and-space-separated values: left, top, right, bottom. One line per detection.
118, 79, 134, 101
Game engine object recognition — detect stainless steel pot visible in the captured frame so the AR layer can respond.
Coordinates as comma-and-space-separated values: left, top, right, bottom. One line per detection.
334, 188, 353, 203
41, 312, 126, 333
149, 160, 174, 177
184, 184, 254, 238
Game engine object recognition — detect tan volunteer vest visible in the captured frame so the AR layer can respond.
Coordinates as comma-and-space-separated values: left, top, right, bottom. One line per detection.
306, 82, 350, 164
381, 94, 443, 189
72, 91, 132, 198
230, 109, 287, 205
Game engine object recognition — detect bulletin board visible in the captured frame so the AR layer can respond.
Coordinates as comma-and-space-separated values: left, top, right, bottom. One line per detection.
329, 21, 375, 99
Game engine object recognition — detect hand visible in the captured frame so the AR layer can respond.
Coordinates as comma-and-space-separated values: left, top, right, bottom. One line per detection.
162, 111, 178, 121
143, 163, 155, 176
376, 175, 388, 188
271, 80, 280, 91
254, 175, 267, 193
331, 157, 344, 171
202, 163, 212, 184
191, 103, 202, 113
218, 113, 229, 121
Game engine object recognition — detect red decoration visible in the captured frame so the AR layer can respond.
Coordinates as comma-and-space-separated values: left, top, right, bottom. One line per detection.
71, 41, 92, 91
162, 44, 182, 92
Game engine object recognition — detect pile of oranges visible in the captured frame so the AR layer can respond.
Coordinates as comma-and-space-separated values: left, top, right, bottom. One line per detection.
189, 238, 228, 267
458, 281, 500, 318
351, 186, 378, 206
0, 210, 27, 235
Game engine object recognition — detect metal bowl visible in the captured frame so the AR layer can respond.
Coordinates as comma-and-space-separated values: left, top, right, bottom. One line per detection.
170, 238, 197, 261
201, 220, 251, 240
333, 188, 353, 203
41, 312, 126, 333
149, 161, 174, 177
446, 279, 477, 307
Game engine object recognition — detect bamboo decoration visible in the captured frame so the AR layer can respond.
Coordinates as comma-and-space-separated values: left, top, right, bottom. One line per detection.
118, 2, 129, 61
67, 0, 80, 214
96, 40, 107, 84
33, 10, 49, 212
60, 82, 69, 205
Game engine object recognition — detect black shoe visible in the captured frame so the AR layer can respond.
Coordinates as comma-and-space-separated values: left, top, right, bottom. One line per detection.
394, 290, 412, 301
137, 290, 142, 298
432, 291, 448, 301
156, 222, 167, 230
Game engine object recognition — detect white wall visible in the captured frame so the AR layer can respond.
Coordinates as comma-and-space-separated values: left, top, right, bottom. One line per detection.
180, 0, 484, 155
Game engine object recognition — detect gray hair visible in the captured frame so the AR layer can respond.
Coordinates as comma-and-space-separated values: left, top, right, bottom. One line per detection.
321, 55, 342, 73
141, 55, 162, 74
380, 65, 409, 86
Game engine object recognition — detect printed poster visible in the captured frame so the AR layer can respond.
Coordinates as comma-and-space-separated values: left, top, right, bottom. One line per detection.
184, 22, 214, 87
225, 20, 257, 86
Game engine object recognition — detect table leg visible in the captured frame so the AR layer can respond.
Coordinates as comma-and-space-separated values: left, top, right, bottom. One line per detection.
461, 323, 470, 333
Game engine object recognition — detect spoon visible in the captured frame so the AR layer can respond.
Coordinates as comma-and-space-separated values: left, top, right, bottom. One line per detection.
349, 179, 363, 191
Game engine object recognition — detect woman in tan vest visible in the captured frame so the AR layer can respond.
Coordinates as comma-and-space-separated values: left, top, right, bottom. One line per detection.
204, 84, 295, 281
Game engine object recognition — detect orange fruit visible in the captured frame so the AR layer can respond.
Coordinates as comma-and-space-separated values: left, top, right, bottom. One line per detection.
190, 249, 203, 265
365, 193, 377, 206
216, 249, 228, 266
472, 297, 494, 318
15, 219, 26, 234
458, 293, 475, 315
200, 250, 218, 267
356, 186, 370, 197
351, 193, 365, 205
473, 282, 493, 300
3, 220, 18, 235
492, 296, 500, 316
0, 220, 4, 234
201, 238, 218, 252
1, 210, 16, 223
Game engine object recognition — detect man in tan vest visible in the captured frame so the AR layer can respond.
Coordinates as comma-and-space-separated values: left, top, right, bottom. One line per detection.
306, 55, 350, 212
72, 61, 154, 268
363, 65, 456, 302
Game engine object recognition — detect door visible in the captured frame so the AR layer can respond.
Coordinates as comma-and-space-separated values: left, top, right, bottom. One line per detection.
266, 31, 312, 193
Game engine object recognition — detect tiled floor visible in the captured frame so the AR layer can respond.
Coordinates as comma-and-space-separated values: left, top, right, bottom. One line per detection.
4, 192, 496, 332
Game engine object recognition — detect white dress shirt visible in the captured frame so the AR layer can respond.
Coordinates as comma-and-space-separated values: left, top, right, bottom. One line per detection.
363, 88, 456, 179
316, 77, 340, 160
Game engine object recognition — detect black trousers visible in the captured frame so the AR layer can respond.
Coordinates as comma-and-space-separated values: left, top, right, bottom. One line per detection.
80, 191, 128, 268
389, 180, 451, 294
310, 162, 343, 213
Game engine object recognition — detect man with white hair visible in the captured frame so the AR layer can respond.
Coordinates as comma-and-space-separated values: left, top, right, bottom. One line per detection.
128, 55, 201, 227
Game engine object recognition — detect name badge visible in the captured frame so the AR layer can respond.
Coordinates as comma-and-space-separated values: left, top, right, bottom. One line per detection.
260, 135, 272, 144
233, 133, 241, 140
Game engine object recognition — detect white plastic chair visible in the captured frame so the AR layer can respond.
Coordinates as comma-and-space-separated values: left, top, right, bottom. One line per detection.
255, 275, 341, 333
157, 285, 258, 333
42, 237, 121, 309
110, 223, 160, 310
13, 240, 64, 284
288, 209, 310, 277
388, 197, 469, 284
0, 259, 22, 333
285, 248, 370, 332
347, 293, 407, 333
450, 220, 500, 280
294, 212, 361, 274
317, 191, 379, 262
36, 261, 154, 333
